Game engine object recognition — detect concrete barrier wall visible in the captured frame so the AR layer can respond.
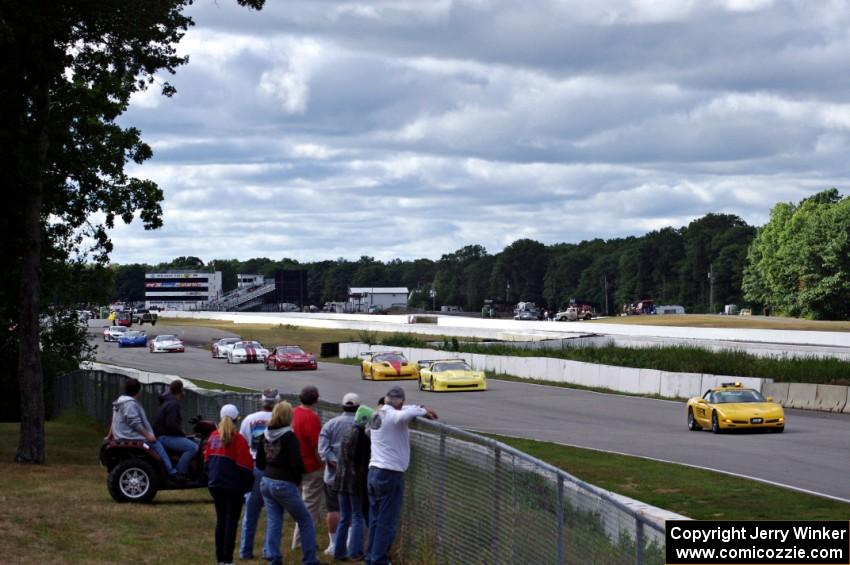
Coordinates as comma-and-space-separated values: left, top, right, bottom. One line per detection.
814, 384, 848, 412
761, 382, 790, 405
786, 383, 818, 410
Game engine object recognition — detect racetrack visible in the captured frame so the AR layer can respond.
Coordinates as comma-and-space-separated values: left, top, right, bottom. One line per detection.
90, 322, 850, 502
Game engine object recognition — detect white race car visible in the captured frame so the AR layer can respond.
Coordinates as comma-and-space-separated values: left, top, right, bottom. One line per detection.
227, 340, 268, 364
103, 326, 129, 342
148, 334, 185, 353
211, 337, 242, 359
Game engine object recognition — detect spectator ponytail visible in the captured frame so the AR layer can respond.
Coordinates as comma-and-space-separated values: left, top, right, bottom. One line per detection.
218, 416, 236, 444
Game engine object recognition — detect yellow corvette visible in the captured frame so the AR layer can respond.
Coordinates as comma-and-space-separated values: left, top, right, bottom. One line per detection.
687, 382, 784, 433
418, 359, 487, 392
360, 351, 419, 380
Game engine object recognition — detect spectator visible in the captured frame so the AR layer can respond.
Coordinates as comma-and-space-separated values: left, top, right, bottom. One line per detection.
108, 377, 176, 478
153, 379, 198, 479
318, 393, 359, 556
257, 401, 328, 565
366, 387, 437, 565
333, 405, 373, 561
204, 404, 255, 565
238, 388, 280, 560
291, 385, 323, 550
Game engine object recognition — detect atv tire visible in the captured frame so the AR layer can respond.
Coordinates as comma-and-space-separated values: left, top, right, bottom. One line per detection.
108, 458, 159, 503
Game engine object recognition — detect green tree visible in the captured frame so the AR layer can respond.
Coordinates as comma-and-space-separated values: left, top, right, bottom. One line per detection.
2, 0, 263, 463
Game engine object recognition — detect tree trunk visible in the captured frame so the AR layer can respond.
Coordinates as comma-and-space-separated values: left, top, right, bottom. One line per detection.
15, 80, 50, 464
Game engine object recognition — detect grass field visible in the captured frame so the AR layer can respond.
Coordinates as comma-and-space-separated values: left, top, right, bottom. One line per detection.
589, 314, 850, 332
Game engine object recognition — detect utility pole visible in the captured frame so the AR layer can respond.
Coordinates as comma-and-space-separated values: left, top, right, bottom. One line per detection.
603, 274, 609, 315
708, 263, 715, 314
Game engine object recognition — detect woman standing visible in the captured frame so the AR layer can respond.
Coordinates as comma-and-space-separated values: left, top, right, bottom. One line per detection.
333, 405, 373, 561
204, 404, 255, 565
257, 401, 327, 565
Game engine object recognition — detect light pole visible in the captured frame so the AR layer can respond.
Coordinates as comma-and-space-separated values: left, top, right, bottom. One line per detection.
506, 280, 511, 304
708, 263, 714, 314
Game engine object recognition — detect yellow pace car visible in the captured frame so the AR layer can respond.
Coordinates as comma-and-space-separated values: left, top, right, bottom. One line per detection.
418, 359, 487, 393
360, 351, 419, 381
687, 382, 784, 434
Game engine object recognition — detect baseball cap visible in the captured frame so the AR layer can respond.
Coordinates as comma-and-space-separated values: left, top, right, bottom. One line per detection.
386, 386, 405, 401
262, 388, 280, 406
220, 404, 239, 420
342, 392, 360, 407
354, 405, 374, 426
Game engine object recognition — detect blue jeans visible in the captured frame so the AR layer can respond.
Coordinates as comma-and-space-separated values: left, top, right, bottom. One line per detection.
335, 491, 365, 559
149, 439, 175, 475
260, 477, 320, 565
366, 468, 405, 565
157, 435, 198, 475
240, 466, 265, 559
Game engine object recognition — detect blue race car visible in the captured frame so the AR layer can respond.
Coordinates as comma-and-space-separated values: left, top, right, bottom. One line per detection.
118, 330, 148, 348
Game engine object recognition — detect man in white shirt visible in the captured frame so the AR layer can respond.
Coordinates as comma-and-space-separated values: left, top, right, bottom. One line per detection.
365, 386, 437, 565
237, 388, 279, 560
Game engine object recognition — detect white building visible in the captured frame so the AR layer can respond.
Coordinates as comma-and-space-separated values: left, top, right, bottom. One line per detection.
145, 271, 223, 310
348, 287, 409, 312
237, 274, 264, 288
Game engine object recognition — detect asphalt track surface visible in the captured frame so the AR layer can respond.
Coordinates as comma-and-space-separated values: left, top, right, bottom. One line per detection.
90, 323, 850, 502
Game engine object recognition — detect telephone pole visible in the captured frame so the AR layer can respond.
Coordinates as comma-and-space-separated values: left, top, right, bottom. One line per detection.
708, 263, 715, 314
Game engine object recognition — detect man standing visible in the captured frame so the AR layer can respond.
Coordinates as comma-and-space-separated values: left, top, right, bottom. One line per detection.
292, 385, 324, 549
153, 379, 198, 479
366, 386, 437, 565
108, 377, 177, 477
318, 392, 359, 555
237, 388, 279, 560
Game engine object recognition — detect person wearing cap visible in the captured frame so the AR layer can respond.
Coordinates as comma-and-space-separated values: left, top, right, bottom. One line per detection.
291, 385, 324, 550
317, 392, 360, 556
333, 404, 373, 561
366, 386, 437, 565
237, 388, 280, 560
204, 404, 255, 565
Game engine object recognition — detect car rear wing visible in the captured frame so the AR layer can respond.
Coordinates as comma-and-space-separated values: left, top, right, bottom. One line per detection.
417, 360, 438, 368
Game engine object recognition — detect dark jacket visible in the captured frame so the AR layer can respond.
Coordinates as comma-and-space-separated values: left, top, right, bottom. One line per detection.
333, 424, 371, 496
154, 392, 184, 437
257, 425, 305, 485
203, 430, 254, 493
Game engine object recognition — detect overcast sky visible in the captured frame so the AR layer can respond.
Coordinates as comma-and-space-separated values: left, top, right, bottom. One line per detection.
108, 0, 850, 265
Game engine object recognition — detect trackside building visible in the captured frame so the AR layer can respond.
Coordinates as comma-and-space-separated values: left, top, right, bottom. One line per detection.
145, 271, 223, 310
348, 287, 409, 311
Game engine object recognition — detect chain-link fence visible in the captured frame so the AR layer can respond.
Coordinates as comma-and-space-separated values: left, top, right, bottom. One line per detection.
56, 369, 665, 564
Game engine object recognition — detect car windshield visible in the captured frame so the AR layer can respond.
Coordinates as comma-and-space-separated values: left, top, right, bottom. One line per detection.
238, 341, 262, 349
111, 326, 127, 333
220, 338, 241, 345
375, 353, 405, 363
433, 361, 471, 372
713, 390, 766, 403
158, 335, 177, 341
278, 346, 305, 354
125, 331, 143, 337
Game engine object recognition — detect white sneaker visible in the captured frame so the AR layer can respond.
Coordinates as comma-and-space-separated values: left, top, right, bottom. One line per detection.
323, 543, 335, 556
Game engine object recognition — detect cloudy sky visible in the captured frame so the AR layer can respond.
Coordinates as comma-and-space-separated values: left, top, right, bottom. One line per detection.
110, 0, 850, 265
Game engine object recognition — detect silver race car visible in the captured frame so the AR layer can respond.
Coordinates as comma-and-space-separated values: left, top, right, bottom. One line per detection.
148, 334, 185, 353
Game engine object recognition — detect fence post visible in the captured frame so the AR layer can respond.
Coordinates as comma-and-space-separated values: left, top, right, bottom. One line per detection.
493, 447, 503, 564
557, 475, 564, 565
435, 427, 447, 564
635, 517, 645, 565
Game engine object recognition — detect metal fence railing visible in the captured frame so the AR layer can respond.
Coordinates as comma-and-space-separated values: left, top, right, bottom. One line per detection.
56, 369, 665, 565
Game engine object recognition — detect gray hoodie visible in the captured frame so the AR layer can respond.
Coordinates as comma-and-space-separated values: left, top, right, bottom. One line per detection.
111, 395, 154, 441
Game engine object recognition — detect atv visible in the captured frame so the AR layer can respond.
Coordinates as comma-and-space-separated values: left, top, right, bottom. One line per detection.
99, 416, 216, 503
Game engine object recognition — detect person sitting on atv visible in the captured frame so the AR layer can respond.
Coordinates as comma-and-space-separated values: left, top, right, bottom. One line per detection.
107, 377, 178, 478
154, 379, 198, 480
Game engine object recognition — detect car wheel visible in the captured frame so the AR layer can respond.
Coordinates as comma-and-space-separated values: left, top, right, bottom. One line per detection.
429, 377, 435, 392
264, 361, 270, 370
711, 411, 721, 434
419, 378, 425, 391
107, 458, 158, 503
771, 426, 785, 434
687, 409, 701, 431
370, 369, 376, 380
361, 367, 367, 380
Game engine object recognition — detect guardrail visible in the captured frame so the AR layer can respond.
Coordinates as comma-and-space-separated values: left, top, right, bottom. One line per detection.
55, 369, 670, 564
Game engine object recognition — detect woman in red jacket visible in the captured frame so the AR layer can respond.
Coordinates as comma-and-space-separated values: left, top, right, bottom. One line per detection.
204, 404, 254, 565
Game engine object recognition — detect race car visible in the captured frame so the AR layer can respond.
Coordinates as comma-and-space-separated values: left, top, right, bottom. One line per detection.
115, 312, 133, 327
360, 351, 419, 381
148, 334, 185, 353
227, 340, 269, 364
265, 345, 317, 371
418, 359, 487, 392
103, 326, 129, 342
118, 330, 148, 348
211, 337, 242, 359
687, 382, 785, 433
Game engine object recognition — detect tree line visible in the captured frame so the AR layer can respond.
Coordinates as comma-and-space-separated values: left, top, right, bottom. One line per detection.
109, 211, 756, 315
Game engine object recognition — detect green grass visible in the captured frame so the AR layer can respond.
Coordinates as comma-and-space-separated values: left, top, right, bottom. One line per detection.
381, 335, 850, 385
487, 434, 850, 521
589, 314, 850, 332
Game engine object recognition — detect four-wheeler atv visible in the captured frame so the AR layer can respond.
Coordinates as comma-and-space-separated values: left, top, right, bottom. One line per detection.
99, 416, 216, 503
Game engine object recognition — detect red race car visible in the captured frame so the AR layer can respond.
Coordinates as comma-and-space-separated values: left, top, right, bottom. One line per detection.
265, 345, 318, 371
